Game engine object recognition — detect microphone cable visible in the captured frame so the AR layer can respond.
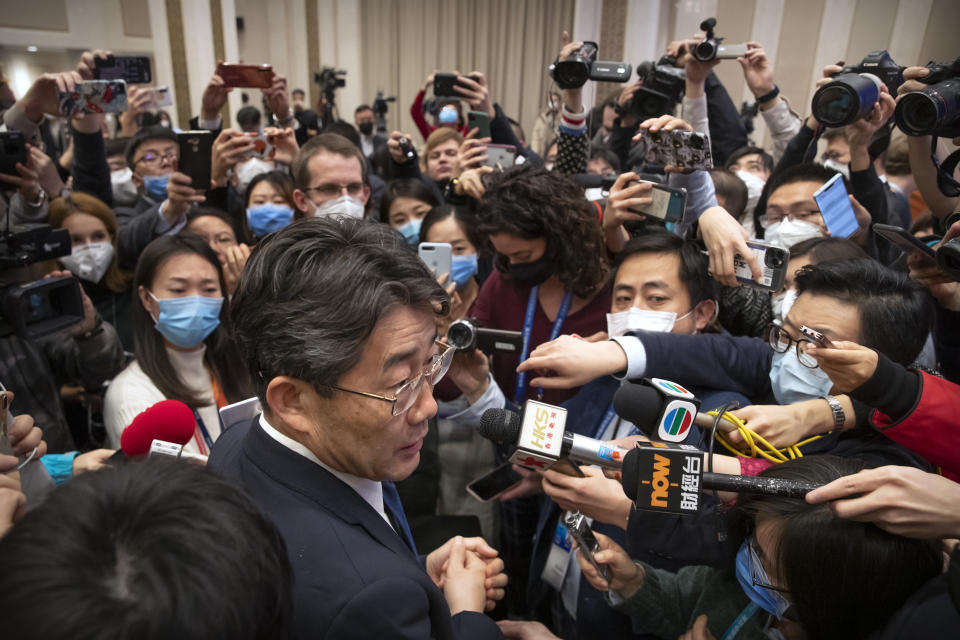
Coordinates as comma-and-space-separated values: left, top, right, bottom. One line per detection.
705, 409, 825, 463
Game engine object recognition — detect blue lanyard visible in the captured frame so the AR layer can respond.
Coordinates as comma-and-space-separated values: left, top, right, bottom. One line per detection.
514, 286, 573, 404
193, 410, 215, 450
721, 602, 760, 640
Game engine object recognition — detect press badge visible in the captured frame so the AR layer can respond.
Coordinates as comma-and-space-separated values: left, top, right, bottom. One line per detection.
541, 520, 573, 591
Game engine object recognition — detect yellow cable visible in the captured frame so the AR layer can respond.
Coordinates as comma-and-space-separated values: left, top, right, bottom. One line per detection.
706, 410, 826, 464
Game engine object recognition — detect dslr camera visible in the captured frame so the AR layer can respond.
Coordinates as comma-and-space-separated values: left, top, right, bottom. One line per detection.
0, 224, 84, 339
811, 50, 903, 127
550, 42, 632, 90
624, 56, 686, 120
894, 56, 960, 138
692, 18, 748, 62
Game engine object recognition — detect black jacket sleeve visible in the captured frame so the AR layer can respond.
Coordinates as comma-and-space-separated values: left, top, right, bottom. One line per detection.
71, 126, 112, 205
609, 118, 640, 171
772, 124, 818, 176
490, 104, 541, 164
705, 73, 748, 166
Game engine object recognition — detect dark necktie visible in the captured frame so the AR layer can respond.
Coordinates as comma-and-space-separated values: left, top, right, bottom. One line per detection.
381, 481, 417, 554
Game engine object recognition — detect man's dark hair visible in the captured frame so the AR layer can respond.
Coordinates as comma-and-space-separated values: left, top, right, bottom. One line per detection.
231, 217, 449, 403
419, 204, 488, 257
125, 125, 177, 169
133, 233, 252, 407
355, 104, 373, 115
292, 88, 305, 98
725, 145, 773, 174
822, 127, 848, 143
709, 168, 748, 220
589, 145, 620, 173
476, 163, 609, 299
379, 178, 439, 224
106, 136, 131, 158
291, 132, 368, 189
237, 105, 262, 129
795, 258, 933, 366
732, 455, 941, 640
788, 237, 867, 263
754, 163, 849, 238
614, 231, 716, 305
0, 458, 293, 640
321, 119, 363, 150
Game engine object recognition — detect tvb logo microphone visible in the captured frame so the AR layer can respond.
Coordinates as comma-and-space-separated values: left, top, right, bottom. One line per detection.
649, 378, 699, 442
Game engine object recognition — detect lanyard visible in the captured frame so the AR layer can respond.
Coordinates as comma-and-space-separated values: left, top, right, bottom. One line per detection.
721, 602, 760, 640
514, 286, 573, 404
595, 402, 641, 441
193, 410, 216, 454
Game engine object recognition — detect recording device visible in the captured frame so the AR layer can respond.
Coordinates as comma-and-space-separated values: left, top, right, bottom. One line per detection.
115, 399, 196, 458
148, 439, 208, 464
799, 325, 834, 349
873, 223, 939, 267
58, 80, 128, 115
466, 462, 523, 502
0, 131, 27, 175
0, 223, 83, 339
483, 144, 517, 169
433, 73, 471, 99
626, 181, 687, 223
148, 86, 172, 109
740, 100, 759, 137
372, 90, 395, 134
468, 110, 491, 139
479, 404, 631, 474
693, 18, 748, 62
893, 56, 960, 138
732, 240, 789, 292
550, 42, 632, 90
612, 380, 739, 443
643, 129, 713, 171
177, 131, 214, 190
418, 242, 452, 278
315, 67, 346, 99
626, 57, 686, 121
218, 63, 275, 89
813, 173, 859, 238
398, 136, 417, 163
810, 50, 903, 127
447, 319, 523, 354
94, 55, 151, 84
564, 511, 610, 581
620, 444, 822, 514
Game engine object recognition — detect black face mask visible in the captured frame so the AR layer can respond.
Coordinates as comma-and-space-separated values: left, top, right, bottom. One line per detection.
358, 122, 374, 136
502, 255, 553, 286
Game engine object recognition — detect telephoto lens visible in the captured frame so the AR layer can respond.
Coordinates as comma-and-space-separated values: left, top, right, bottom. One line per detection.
811, 73, 882, 127
894, 78, 960, 138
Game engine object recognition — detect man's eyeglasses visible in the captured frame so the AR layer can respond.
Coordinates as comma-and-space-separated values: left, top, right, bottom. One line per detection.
135, 150, 179, 167
303, 182, 365, 199
758, 207, 821, 229
768, 324, 818, 368
330, 341, 455, 416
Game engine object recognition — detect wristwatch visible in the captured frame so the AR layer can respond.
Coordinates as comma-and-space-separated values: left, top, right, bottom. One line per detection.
822, 395, 845, 429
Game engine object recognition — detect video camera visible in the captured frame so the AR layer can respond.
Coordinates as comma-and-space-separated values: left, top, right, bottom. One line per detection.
447, 319, 522, 355
692, 18, 748, 62
894, 56, 960, 138
0, 224, 84, 339
811, 50, 903, 127
314, 67, 346, 98
372, 90, 396, 117
550, 42, 632, 90
623, 56, 686, 121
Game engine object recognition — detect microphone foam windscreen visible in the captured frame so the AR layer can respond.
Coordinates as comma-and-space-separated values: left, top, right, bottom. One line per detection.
619, 447, 642, 501
613, 382, 663, 437
479, 409, 521, 444
121, 399, 197, 456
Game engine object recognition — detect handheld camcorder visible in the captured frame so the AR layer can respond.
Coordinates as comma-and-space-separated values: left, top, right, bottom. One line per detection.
894, 57, 960, 138
550, 42, 632, 90
692, 18, 748, 62
0, 224, 84, 339
447, 319, 522, 355
314, 67, 346, 99
624, 56, 686, 120
811, 50, 903, 127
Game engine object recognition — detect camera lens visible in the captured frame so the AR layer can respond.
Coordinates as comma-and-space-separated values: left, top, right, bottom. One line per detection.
447, 320, 476, 350
693, 40, 716, 62
811, 73, 881, 127
767, 252, 785, 268
894, 79, 960, 136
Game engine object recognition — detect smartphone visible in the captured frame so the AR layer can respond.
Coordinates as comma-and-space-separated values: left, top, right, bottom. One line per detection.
800, 325, 834, 348
466, 462, 524, 502
418, 242, 453, 279
468, 110, 491, 139
643, 129, 713, 170
94, 55, 152, 84
0, 131, 28, 176
627, 180, 687, 223
248, 132, 276, 160
433, 73, 461, 98
873, 223, 938, 267
484, 144, 517, 169
564, 511, 610, 581
58, 80, 128, 115
177, 131, 214, 190
219, 396, 262, 432
733, 239, 789, 292
217, 63, 275, 89
149, 86, 173, 108
814, 173, 859, 238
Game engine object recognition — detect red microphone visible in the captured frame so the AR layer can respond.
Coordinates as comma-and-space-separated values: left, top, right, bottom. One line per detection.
119, 399, 197, 457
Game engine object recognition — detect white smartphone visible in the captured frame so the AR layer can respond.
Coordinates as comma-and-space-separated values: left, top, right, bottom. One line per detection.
218, 397, 262, 432
418, 242, 453, 280
484, 144, 517, 169
151, 86, 172, 108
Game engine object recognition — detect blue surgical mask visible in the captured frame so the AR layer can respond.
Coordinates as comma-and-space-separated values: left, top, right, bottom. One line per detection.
450, 253, 478, 288
438, 107, 458, 124
397, 218, 423, 246
150, 293, 223, 348
735, 540, 792, 619
246, 203, 294, 237
768, 349, 834, 404
142, 173, 170, 202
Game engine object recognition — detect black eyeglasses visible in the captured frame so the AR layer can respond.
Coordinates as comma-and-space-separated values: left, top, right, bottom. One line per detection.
768, 324, 819, 368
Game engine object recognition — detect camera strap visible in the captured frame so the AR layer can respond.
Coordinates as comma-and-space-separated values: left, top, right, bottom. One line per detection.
932, 136, 960, 197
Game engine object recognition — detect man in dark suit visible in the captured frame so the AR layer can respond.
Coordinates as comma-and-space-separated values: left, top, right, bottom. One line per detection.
210, 218, 506, 639
354, 104, 387, 163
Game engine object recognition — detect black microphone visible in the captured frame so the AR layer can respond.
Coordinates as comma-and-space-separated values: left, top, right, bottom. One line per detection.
619, 446, 822, 514
613, 379, 739, 442
479, 404, 631, 472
